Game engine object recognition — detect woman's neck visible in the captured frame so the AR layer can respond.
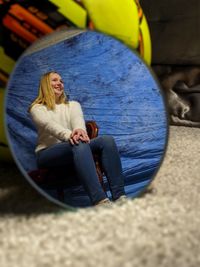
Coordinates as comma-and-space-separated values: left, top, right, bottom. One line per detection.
55, 97, 60, 104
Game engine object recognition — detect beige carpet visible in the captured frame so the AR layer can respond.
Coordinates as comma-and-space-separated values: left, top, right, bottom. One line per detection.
0, 126, 200, 267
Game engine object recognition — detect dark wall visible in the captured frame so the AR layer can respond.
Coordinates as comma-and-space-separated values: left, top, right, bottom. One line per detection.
140, 0, 200, 65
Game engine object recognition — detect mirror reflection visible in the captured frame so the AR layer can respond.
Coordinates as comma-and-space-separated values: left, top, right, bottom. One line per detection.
6, 29, 168, 208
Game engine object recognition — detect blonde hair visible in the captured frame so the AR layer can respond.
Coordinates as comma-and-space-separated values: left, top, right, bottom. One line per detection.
29, 71, 68, 111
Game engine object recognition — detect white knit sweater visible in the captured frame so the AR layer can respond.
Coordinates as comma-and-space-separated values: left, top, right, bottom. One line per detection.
30, 101, 86, 152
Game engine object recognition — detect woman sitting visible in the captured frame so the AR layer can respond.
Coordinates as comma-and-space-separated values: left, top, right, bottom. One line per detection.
29, 71, 126, 206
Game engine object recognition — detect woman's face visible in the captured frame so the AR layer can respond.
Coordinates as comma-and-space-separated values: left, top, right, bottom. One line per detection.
50, 73, 64, 98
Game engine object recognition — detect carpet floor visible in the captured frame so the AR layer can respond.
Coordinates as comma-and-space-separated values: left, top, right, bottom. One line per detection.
0, 126, 200, 267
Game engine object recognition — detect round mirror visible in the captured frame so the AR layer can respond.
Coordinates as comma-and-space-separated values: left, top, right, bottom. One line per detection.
5, 29, 168, 208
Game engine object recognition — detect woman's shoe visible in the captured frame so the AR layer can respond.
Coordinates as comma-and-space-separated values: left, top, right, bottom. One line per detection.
115, 195, 127, 205
95, 198, 112, 207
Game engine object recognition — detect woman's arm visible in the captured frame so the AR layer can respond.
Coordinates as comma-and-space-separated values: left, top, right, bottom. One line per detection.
30, 105, 72, 141
69, 101, 86, 131
69, 101, 89, 144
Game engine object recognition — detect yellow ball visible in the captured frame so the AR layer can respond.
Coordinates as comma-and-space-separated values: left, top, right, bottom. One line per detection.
49, 0, 151, 64
82, 0, 151, 64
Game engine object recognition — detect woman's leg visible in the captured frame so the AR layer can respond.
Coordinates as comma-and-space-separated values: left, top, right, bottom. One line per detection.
37, 142, 107, 205
89, 136, 126, 200
71, 141, 107, 204
37, 142, 73, 168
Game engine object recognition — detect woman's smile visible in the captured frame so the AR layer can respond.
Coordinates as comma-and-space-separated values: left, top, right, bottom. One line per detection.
50, 73, 64, 98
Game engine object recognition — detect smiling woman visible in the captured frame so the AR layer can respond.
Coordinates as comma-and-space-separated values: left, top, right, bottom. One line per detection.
49, 72, 65, 102
29, 72, 67, 109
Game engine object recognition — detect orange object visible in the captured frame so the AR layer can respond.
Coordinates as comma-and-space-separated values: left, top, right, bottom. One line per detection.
3, 15, 38, 43
88, 20, 95, 30
0, 71, 8, 85
9, 4, 53, 34
135, 0, 143, 22
3, 4, 53, 43
138, 29, 144, 57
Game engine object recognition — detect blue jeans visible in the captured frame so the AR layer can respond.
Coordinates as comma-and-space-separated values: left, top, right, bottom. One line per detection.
36, 135, 125, 205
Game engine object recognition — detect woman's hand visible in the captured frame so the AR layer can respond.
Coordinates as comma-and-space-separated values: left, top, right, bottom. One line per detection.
69, 129, 90, 145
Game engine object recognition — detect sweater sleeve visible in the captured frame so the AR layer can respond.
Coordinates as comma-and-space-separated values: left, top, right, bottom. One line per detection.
30, 105, 72, 141
69, 101, 86, 131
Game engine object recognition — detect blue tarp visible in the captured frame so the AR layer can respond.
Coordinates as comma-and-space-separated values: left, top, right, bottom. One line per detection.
6, 31, 168, 207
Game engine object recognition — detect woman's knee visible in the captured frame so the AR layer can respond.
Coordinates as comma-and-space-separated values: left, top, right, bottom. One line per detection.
100, 135, 116, 147
72, 141, 90, 152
